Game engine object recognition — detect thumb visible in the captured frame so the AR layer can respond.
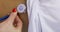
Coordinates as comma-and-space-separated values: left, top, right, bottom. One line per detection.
4, 8, 17, 24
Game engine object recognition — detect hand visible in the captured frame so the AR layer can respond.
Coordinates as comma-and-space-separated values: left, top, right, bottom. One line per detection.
0, 8, 23, 32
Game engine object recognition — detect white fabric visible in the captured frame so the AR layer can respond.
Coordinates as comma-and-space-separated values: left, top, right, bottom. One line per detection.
27, 0, 60, 32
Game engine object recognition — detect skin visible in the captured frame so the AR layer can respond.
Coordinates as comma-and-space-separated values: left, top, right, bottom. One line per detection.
0, 0, 28, 32
0, 11, 23, 32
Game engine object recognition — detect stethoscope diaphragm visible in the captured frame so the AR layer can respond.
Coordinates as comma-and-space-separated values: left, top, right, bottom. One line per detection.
17, 4, 26, 13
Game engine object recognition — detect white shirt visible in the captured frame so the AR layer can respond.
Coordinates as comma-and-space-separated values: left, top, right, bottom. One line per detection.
27, 0, 60, 32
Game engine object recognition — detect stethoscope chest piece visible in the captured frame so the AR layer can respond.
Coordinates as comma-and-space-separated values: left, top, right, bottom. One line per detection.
17, 4, 26, 13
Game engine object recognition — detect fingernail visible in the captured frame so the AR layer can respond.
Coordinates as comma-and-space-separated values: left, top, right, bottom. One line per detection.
12, 8, 16, 12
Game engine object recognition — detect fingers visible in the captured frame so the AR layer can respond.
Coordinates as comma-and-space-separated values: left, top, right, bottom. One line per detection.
1, 8, 23, 29
15, 16, 23, 29
4, 8, 17, 24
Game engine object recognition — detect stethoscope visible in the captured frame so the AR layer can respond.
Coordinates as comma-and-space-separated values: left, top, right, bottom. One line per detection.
0, 4, 26, 21
0, 15, 9, 21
